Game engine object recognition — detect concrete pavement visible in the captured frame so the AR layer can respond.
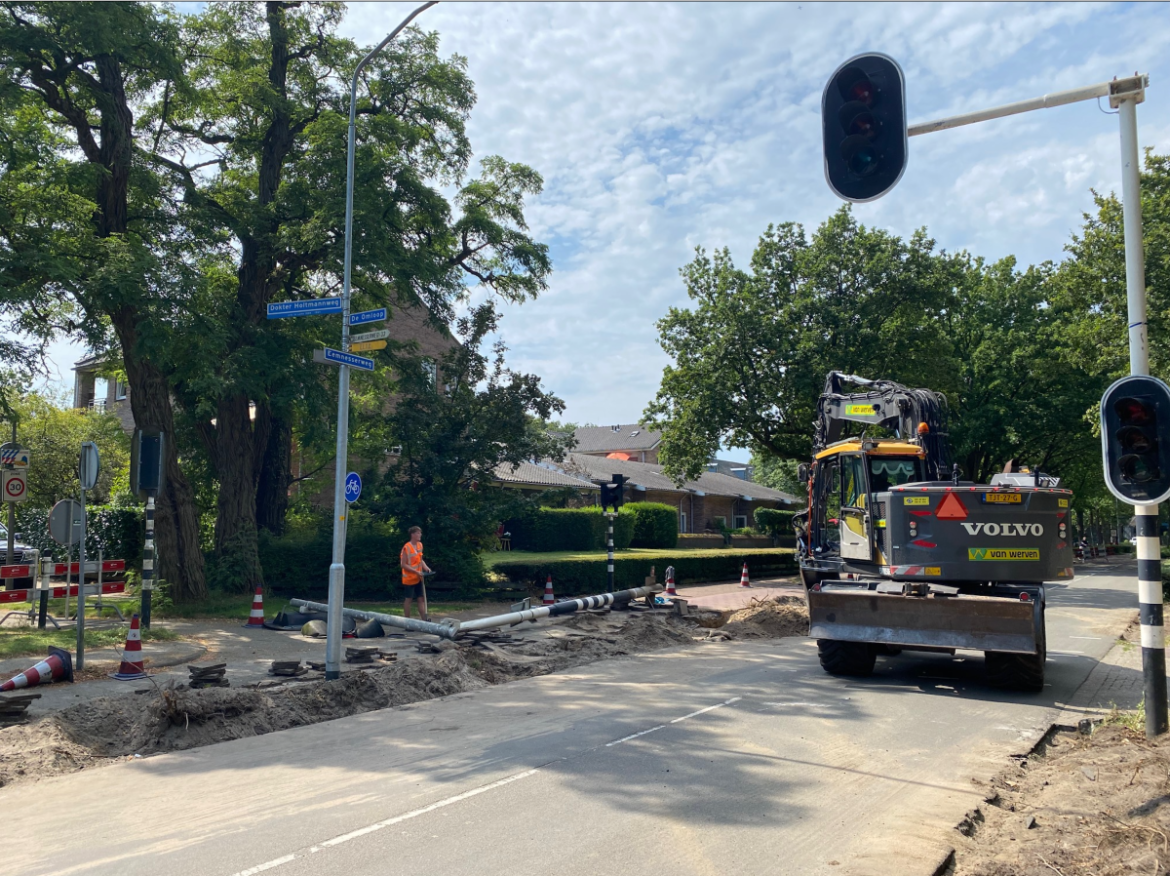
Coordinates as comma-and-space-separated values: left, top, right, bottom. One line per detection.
0, 559, 1152, 876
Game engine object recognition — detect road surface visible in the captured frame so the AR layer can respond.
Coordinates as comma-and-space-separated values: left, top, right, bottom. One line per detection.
1, 562, 1145, 876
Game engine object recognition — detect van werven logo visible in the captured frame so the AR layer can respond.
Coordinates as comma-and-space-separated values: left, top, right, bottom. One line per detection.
961, 522, 1044, 537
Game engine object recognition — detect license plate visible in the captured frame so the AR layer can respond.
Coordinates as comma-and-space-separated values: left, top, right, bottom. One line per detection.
981, 493, 1022, 504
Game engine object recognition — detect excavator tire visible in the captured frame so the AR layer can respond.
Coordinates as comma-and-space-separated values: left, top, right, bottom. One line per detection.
817, 639, 876, 676
985, 623, 1046, 692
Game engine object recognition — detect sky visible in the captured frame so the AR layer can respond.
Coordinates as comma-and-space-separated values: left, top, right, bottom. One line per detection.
35, 2, 1170, 462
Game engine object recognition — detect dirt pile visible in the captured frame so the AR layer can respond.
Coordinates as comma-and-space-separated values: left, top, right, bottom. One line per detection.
721, 596, 809, 639
953, 722, 1170, 875
0, 611, 709, 788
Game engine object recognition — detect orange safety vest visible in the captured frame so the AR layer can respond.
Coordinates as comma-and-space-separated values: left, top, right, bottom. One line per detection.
401, 541, 424, 585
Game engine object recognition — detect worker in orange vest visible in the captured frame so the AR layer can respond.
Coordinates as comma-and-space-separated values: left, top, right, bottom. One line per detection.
400, 525, 433, 620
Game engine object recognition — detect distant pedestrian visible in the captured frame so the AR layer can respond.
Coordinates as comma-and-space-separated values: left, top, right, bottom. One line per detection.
400, 526, 433, 620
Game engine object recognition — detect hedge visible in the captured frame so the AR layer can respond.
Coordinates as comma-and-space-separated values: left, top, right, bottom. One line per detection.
755, 507, 800, 536
493, 549, 798, 597
623, 502, 678, 549
505, 507, 634, 552
14, 505, 143, 566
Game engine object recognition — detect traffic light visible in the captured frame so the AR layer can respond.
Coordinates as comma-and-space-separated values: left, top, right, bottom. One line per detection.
822, 53, 908, 203
130, 430, 166, 500
1101, 375, 1170, 504
599, 474, 627, 512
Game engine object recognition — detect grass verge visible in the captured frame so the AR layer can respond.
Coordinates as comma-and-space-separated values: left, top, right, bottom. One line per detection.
0, 625, 178, 660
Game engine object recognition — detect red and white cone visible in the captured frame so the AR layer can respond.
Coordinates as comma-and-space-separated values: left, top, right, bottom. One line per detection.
542, 574, 556, 606
0, 646, 73, 691
111, 614, 148, 680
739, 562, 751, 588
664, 568, 678, 597
243, 584, 265, 628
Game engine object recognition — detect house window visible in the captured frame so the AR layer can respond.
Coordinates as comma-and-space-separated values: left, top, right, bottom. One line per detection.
421, 358, 437, 388
115, 380, 127, 400
734, 515, 747, 530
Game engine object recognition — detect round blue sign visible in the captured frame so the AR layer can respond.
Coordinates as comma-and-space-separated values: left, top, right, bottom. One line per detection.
344, 472, 362, 503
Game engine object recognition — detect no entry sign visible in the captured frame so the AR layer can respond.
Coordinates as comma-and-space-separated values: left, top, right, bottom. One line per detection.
2, 470, 27, 503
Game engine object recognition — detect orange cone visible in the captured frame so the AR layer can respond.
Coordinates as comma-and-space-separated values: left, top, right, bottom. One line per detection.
0, 646, 73, 691
542, 574, 555, 605
739, 562, 751, 588
243, 584, 265, 628
664, 566, 678, 597
111, 614, 148, 680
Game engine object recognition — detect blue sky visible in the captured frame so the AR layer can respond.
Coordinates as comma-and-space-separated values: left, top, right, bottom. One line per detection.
37, 2, 1170, 461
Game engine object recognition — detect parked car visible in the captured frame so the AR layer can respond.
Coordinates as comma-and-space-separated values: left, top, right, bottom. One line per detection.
0, 523, 35, 588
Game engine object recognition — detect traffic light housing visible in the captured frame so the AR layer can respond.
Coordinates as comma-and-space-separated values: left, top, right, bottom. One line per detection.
1101, 375, 1170, 504
822, 53, 908, 203
599, 474, 627, 512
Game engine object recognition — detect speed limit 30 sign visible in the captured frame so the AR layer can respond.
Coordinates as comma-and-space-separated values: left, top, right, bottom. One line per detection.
2, 469, 27, 503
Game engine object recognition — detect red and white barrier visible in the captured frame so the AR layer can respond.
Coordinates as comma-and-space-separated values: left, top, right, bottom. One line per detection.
0, 580, 127, 604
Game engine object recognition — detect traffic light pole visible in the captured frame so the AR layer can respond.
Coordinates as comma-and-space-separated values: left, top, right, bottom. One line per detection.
605, 513, 616, 592
906, 72, 1165, 736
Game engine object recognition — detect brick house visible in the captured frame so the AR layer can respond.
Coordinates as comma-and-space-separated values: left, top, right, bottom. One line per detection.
72, 353, 135, 432
494, 452, 798, 533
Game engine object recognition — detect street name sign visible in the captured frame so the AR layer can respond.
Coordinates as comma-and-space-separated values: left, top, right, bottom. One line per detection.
313, 348, 375, 372
350, 329, 390, 344
349, 340, 387, 353
350, 308, 386, 326
267, 298, 343, 319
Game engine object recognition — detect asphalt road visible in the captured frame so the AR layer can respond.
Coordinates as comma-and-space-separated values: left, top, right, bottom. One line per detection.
1, 562, 1144, 876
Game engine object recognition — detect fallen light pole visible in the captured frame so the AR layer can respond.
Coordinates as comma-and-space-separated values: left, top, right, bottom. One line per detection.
292, 582, 664, 642
291, 599, 458, 640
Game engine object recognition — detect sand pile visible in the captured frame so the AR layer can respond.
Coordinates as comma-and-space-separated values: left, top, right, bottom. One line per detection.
721, 596, 809, 639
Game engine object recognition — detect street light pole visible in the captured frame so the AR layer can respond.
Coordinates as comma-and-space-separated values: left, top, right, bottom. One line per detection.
326, 0, 438, 681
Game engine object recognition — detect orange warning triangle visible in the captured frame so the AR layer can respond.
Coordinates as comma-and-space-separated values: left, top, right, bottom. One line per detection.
935, 492, 968, 520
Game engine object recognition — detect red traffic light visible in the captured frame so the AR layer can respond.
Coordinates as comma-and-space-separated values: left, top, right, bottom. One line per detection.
1115, 396, 1155, 424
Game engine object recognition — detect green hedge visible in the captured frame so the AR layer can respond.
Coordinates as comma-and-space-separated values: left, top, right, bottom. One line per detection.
14, 505, 143, 566
623, 503, 678, 549
755, 507, 800, 535
506, 507, 634, 552
493, 549, 798, 596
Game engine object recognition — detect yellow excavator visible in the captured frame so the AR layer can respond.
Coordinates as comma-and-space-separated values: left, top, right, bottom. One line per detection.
795, 372, 1075, 690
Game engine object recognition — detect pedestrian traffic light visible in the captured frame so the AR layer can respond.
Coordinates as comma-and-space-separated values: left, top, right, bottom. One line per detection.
822, 53, 908, 203
1101, 375, 1170, 504
599, 474, 627, 512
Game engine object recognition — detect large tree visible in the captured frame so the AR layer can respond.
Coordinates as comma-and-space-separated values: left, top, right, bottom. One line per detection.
0, 2, 207, 599
146, 2, 550, 590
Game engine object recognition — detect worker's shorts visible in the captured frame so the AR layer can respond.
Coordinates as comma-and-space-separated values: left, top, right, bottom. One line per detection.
402, 582, 422, 598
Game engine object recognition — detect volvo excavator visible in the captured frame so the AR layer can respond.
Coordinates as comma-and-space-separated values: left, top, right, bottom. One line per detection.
795, 372, 1075, 690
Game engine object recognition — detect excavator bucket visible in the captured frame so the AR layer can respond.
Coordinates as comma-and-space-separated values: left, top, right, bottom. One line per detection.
807, 588, 1043, 655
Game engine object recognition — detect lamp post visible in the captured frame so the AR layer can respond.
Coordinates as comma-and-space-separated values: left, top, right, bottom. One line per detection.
326, 0, 438, 681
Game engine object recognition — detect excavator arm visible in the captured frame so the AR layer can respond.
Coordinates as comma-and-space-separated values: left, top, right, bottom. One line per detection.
813, 371, 951, 479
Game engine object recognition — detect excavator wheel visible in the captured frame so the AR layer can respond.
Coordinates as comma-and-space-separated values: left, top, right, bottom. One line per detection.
985, 623, 1046, 692
817, 639, 877, 677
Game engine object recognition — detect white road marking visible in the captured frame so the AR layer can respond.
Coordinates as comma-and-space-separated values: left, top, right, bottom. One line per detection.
1069, 636, 1101, 640
225, 695, 742, 876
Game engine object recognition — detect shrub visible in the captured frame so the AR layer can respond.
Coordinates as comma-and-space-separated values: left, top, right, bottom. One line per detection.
14, 504, 143, 566
493, 549, 798, 596
755, 507, 799, 536
621, 502, 678, 549
505, 507, 633, 552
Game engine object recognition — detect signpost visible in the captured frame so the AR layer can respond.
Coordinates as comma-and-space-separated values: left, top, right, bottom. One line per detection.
349, 307, 387, 326
76, 442, 100, 668
349, 340, 387, 353
266, 298, 343, 319
2, 470, 26, 503
49, 498, 82, 627
350, 329, 390, 344
1, 435, 26, 590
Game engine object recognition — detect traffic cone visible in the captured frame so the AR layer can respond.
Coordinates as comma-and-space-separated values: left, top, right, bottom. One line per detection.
664, 567, 678, 597
740, 563, 751, 588
243, 584, 265, 628
542, 574, 555, 606
110, 614, 148, 680
0, 646, 73, 691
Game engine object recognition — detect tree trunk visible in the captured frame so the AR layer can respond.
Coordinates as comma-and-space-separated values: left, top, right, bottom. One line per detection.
256, 410, 291, 535
212, 394, 266, 591
113, 310, 207, 602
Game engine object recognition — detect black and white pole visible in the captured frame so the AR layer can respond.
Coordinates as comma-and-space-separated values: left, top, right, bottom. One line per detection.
1119, 87, 1168, 737
606, 513, 615, 592
141, 494, 155, 629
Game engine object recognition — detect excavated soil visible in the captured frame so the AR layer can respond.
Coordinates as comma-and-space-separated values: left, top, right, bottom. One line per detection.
721, 595, 809, 639
0, 601, 809, 789
953, 722, 1170, 876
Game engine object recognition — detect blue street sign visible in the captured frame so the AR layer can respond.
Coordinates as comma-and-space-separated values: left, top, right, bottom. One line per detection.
267, 298, 343, 319
344, 472, 362, 503
317, 348, 375, 371
350, 308, 387, 326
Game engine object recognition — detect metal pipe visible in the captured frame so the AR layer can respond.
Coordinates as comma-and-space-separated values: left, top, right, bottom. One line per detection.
326, 0, 438, 681
456, 584, 664, 634
291, 598, 458, 640
908, 80, 1112, 138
